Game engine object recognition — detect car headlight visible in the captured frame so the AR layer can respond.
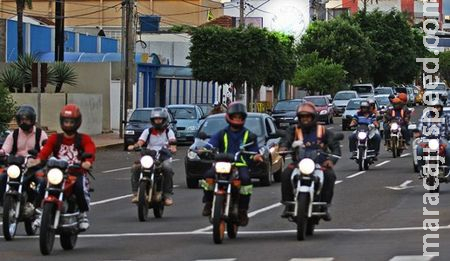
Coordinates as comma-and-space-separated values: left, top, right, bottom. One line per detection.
140, 155, 154, 169
186, 126, 198, 131
391, 123, 399, 130
47, 168, 64, 185
215, 162, 232, 174
357, 132, 367, 140
125, 130, 135, 135
187, 151, 200, 160
320, 110, 328, 115
7, 165, 21, 179
428, 139, 439, 151
298, 158, 315, 175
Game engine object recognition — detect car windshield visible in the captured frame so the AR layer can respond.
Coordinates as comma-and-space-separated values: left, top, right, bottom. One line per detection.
199, 117, 263, 137
334, 92, 356, 100
169, 107, 197, 119
375, 88, 392, 95
346, 100, 362, 110
305, 97, 327, 106
375, 96, 390, 106
129, 110, 152, 122
274, 100, 303, 111
352, 85, 372, 93
198, 105, 212, 115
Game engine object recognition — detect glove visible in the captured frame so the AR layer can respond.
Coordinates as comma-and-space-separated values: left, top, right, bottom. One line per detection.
127, 145, 135, 151
81, 161, 92, 170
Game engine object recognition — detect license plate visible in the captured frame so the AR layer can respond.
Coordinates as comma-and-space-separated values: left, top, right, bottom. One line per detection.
280, 122, 289, 127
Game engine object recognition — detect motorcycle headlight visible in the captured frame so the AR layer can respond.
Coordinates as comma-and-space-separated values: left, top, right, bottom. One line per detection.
215, 162, 232, 174
125, 130, 135, 135
298, 158, 315, 175
187, 151, 200, 160
391, 123, 399, 130
140, 155, 154, 169
47, 168, 64, 185
428, 139, 439, 151
320, 110, 328, 115
7, 165, 21, 179
186, 126, 198, 131
357, 132, 367, 140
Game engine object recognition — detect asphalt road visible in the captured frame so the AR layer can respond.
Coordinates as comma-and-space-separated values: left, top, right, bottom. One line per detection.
1, 107, 449, 261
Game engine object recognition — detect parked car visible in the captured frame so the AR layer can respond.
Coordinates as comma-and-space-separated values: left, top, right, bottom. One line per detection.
123, 107, 177, 150
394, 86, 415, 107
341, 98, 380, 131
185, 113, 284, 188
167, 104, 205, 143
332, 90, 359, 116
270, 99, 305, 129
374, 87, 395, 96
304, 95, 334, 124
351, 83, 375, 98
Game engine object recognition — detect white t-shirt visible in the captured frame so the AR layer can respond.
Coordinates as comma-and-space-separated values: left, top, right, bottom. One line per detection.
138, 128, 176, 151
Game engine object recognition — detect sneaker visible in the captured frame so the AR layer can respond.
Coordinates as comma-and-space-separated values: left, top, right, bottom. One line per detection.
131, 193, 138, 204
32, 208, 42, 230
202, 202, 212, 216
78, 212, 90, 231
238, 209, 249, 226
164, 197, 173, 206
281, 205, 294, 218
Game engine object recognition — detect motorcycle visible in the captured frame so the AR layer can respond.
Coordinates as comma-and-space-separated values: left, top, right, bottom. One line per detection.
39, 154, 92, 255
408, 123, 421, 173
196, 143, 257, 244
135, 147, 172, 221
386, 120, 405, 158
279, 133, 343, 241
350, 117, 377, 171
2, 150, 42, 240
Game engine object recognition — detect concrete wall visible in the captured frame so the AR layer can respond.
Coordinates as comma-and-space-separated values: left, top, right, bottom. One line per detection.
110, 80, 121, 130
67, 94, 103, 135
136, 40, 191, 66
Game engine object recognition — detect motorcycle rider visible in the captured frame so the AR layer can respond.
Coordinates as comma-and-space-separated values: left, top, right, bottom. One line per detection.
127, 108, 177, 206
415, 99, 450, 172
367, 98, 379, 116
398, 93, 409, 108
384, 97, 411, 146
348, 101, 381, 160
27, 104, 96, 231
0, 105, 48, 216
200, 102, 264, 226
279, 102, 341, 220
209, 101, 224, 115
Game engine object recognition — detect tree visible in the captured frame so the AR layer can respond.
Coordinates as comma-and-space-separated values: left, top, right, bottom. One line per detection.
16, 0, 32, 57
298, 17, 374, 83
292, 54, 347, 95
439, 51, 450, 87
12, 54, 39, 92
0, 84, 17, 132
0, 66, 24, 92
48, 62, 78, 93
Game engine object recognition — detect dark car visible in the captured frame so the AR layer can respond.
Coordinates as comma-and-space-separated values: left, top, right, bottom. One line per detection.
271, 99, 305, 129
123, 108, 177, 150
184, 113, 284, 188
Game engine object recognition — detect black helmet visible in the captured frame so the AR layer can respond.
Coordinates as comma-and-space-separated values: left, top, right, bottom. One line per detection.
226, 102, 247, 129
16, 105, 36, 132
150, 108, 169, 130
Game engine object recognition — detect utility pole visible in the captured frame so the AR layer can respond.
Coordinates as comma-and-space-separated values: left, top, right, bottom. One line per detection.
55, 0, 65, 61
239, 0, 245, 27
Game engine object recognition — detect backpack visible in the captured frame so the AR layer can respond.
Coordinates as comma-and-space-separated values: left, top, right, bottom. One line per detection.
11, 128, 42, 155
53, 133, 84, 159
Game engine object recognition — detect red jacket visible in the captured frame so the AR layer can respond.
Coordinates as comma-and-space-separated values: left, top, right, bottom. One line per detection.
38, 133, 96, 165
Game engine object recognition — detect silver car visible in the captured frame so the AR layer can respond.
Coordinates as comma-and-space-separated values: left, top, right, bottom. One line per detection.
332, 90, 359, 116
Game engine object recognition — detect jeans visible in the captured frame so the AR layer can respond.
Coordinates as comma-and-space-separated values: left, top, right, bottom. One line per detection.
349, 132, 381, 155
131, 159, 174, 197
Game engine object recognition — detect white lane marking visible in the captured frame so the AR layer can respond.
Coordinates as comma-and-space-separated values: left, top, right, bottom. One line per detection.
389, 256, 434, 261
400, 153, 411, 158
91, 194, 132, 206
335, 180, 343, 184
13, 224, 450, 239
346, 171, 365, 179
289, 257, 334, 261
193, 202, 283, 233
386, 180, 414, 191
102, 167, 131, 174
172, 159, 180, 162
375, 160, 390, 167
196, 259, 236, 261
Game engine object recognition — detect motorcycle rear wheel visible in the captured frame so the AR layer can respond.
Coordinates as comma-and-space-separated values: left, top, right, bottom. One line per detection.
39, 203, 56, 255
2, 195, 19, 241
212, 194, 225, 244
138, 181, 150, 222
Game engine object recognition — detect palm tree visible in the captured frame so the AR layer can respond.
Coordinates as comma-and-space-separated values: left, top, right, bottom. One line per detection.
48, 62, 78, 93
12, 54, 38, 92
16, 0, 32, 57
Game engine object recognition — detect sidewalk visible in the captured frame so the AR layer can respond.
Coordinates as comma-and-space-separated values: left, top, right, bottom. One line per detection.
91, 132, 124, 149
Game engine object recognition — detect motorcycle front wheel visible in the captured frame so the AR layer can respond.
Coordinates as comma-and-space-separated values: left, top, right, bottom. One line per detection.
60, 231, 78, 250
39, 203, 56, 255
2, 195, 19, 241
212, 194, 226, 244
391, 137, 398, 158
296, 193, 310, 241
138, 181, 150, 222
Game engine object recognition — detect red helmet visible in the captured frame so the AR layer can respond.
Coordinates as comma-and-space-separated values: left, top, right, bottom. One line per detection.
225, 102, 247, 129
60, 104, 82, 134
